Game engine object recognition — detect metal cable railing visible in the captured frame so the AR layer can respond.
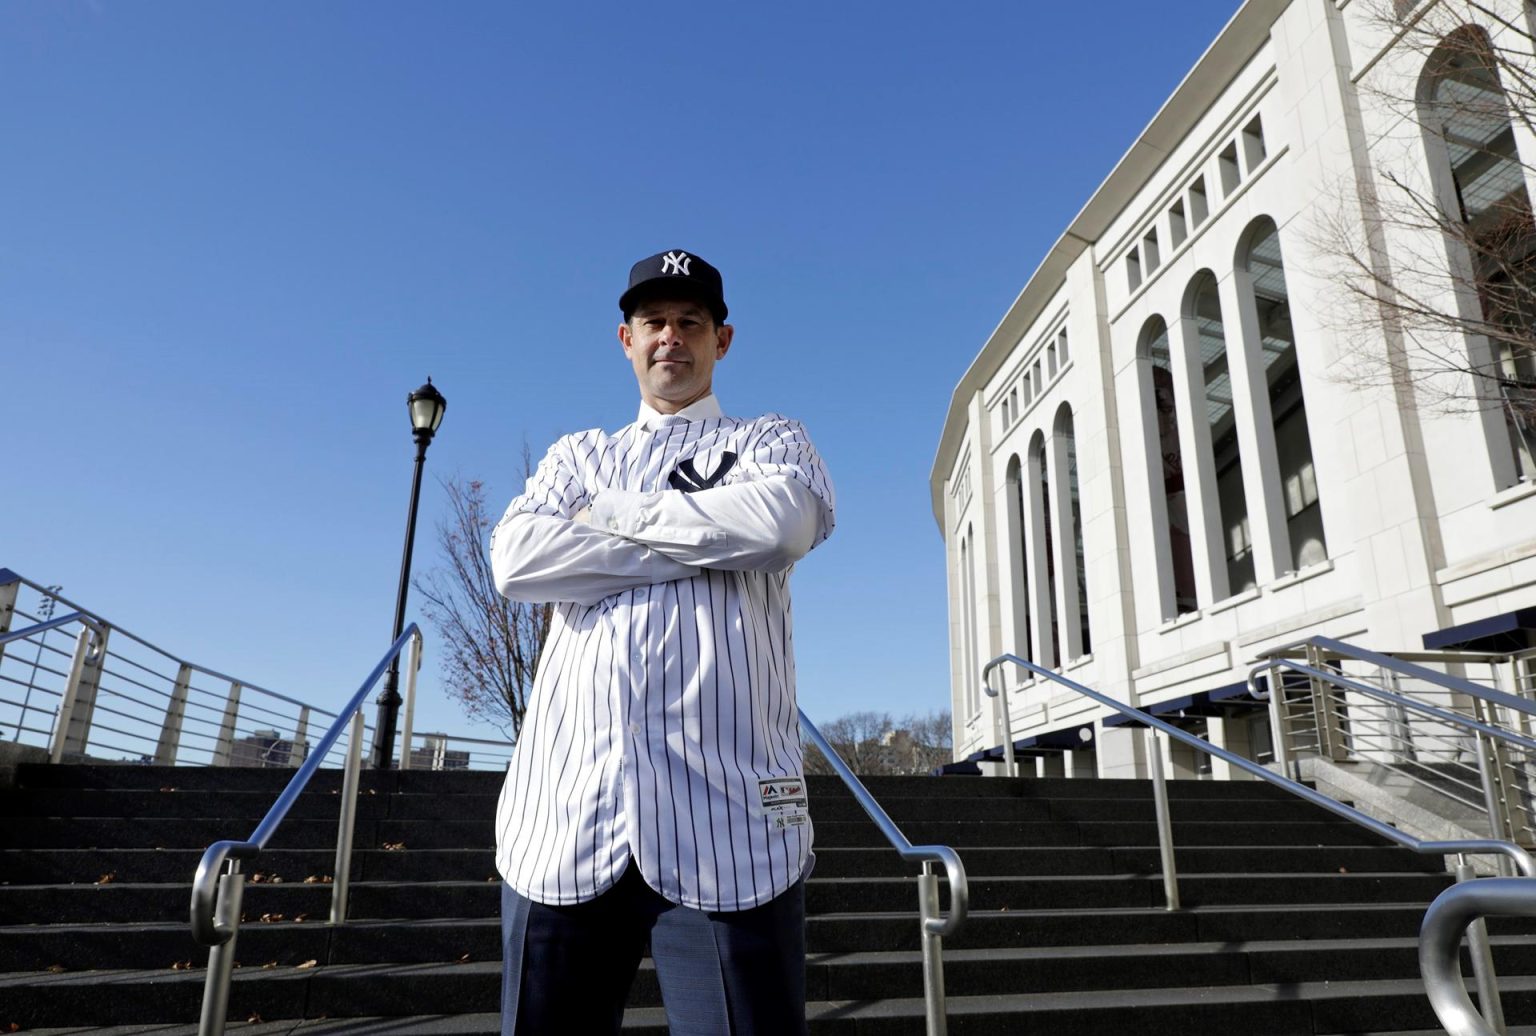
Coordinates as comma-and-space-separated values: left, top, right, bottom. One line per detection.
1, 570, 513, 771
983, 650, 1536, 1036
1257, 637, 1536, 853
191, 625, 423, 1036
1245, 636, 1536, 1034
0, 573, 388, 771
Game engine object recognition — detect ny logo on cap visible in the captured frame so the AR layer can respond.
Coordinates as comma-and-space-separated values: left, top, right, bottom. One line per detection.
660, 251, 692, 276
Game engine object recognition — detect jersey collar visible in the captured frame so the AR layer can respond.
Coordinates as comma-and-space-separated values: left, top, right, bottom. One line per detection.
636, 394, 724, 431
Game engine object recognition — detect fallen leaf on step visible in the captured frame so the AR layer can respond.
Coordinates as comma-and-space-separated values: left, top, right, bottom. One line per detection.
159, 786, 177, 793
456, 953, 471, 964
171, 960, 194, 971
382, 841, 406, 851
95, 872, 115, 885
261, 961, 278, 970
251, 872, 269, 883
303, 874, 333, 884
269, 875, 285, 883
10, 1022, 22, 1031
296, 959, 319, 969
294, 912, 311, 923
259, 912, 286, 923
1338, 867, 1349, 874
247, 1013, 264, 1023
45, 964, 66, 973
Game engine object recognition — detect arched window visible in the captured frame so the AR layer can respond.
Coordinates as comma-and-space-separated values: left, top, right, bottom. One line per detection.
1054, 405, 1092, 657
1004, 456, 1033, 663
1239, 218, 1328, 570
1028, 432, 1062, 665
1186, 270, 1256, 595
960, 526, 979, 715
1421, 26, 1536, 486
1140, 316, 1198, 615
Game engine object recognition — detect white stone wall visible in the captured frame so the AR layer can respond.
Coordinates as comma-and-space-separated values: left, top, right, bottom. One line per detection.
937, 0, 1536, 776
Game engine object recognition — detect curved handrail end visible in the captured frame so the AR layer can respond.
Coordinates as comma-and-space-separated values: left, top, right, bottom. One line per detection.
190, 840, 260, 946
912, 844, 969, 938
1420, 877, 1536, 1036
983, 652, 1033, 701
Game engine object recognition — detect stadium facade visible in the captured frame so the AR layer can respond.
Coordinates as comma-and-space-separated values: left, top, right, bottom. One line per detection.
933, 0, 1536, 777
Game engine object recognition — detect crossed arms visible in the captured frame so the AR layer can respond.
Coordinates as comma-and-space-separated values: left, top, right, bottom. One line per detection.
491, 422, 833, 607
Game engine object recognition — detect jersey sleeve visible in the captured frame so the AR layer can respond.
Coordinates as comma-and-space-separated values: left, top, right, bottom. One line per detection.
731, 415, 836, 548
490, 433, 701, 606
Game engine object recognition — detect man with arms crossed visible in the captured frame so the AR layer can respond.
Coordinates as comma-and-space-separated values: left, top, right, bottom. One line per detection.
489, 249, 835, 1035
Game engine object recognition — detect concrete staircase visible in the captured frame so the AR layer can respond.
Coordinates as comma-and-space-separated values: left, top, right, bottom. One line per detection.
4, 763, 1536, 1034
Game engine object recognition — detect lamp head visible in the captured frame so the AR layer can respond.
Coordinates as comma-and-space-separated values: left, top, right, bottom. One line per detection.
408, 378, 446, 443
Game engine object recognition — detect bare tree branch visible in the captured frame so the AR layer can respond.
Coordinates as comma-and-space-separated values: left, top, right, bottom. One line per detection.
413, 463, 550, 740
803, 710, 954, 776
1310, 1, 1536, 442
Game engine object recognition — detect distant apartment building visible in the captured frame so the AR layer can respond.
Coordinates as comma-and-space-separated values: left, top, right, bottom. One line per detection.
408, 733, 470, 771
229, 729, 299, 768
935, 0, 1536, 777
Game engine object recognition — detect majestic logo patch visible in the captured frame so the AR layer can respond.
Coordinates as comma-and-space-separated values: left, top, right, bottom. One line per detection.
761, 781, 804, 801
660, 251, 692, 276
758, 776, 809, 830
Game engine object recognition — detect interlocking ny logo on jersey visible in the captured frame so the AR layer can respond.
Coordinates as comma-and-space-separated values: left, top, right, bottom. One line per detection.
660, 251, 692, 276
668, 451, 737, 494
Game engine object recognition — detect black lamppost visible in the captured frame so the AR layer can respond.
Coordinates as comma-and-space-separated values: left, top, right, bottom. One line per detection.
371, 377, 446, 769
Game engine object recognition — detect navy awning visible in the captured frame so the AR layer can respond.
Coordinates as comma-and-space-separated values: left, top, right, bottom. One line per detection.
1423, 607, 1536, 652
931, 760, 983, 776
1103, 680, 1261, 728
969, 723, 1095, 761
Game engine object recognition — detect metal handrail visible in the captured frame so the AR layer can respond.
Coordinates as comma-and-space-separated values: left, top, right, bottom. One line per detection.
985, 651, 1536, 1036
1422, 877, 1536, 1036
190, 625, 423, 1036
1261, 635, 1536, 722
1263, 658, 1536, 757
0, 611, 106, 654
1, 613, 109, 753
983, 653, 1534, 875
799, 707, 967, 1036
1, 571, 332, 723
1259, 655, 1536, 843
1250, 637, 1536, 1035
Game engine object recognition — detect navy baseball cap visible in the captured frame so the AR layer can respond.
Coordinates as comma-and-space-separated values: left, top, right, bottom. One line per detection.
619, 249, 728, 323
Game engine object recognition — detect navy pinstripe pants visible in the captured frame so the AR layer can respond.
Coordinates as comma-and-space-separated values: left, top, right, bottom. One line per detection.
500, 863, 808, 1035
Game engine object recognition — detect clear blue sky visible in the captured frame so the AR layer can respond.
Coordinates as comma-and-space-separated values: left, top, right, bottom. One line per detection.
3, 1, 1242, 742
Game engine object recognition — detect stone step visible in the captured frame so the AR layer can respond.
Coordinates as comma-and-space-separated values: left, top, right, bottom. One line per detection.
10, 966, 1534, 1033
9, 932, 1533, 1004
10, 764, 1304, 802
828, 902, 1536, 952
0, 786, 1336, 824
810, 818, 1394, 848
9, 763, 497, 796
3, 813, 1390, 852
12, 895, 1518, 974
3, 816, 497, 851
0, 841, 1447, 886
0, 762, 1506, 1035
0, 869, 1458, 926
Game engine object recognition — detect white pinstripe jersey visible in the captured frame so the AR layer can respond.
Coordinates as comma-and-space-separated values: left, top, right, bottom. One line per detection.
489, 397, 835, 911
